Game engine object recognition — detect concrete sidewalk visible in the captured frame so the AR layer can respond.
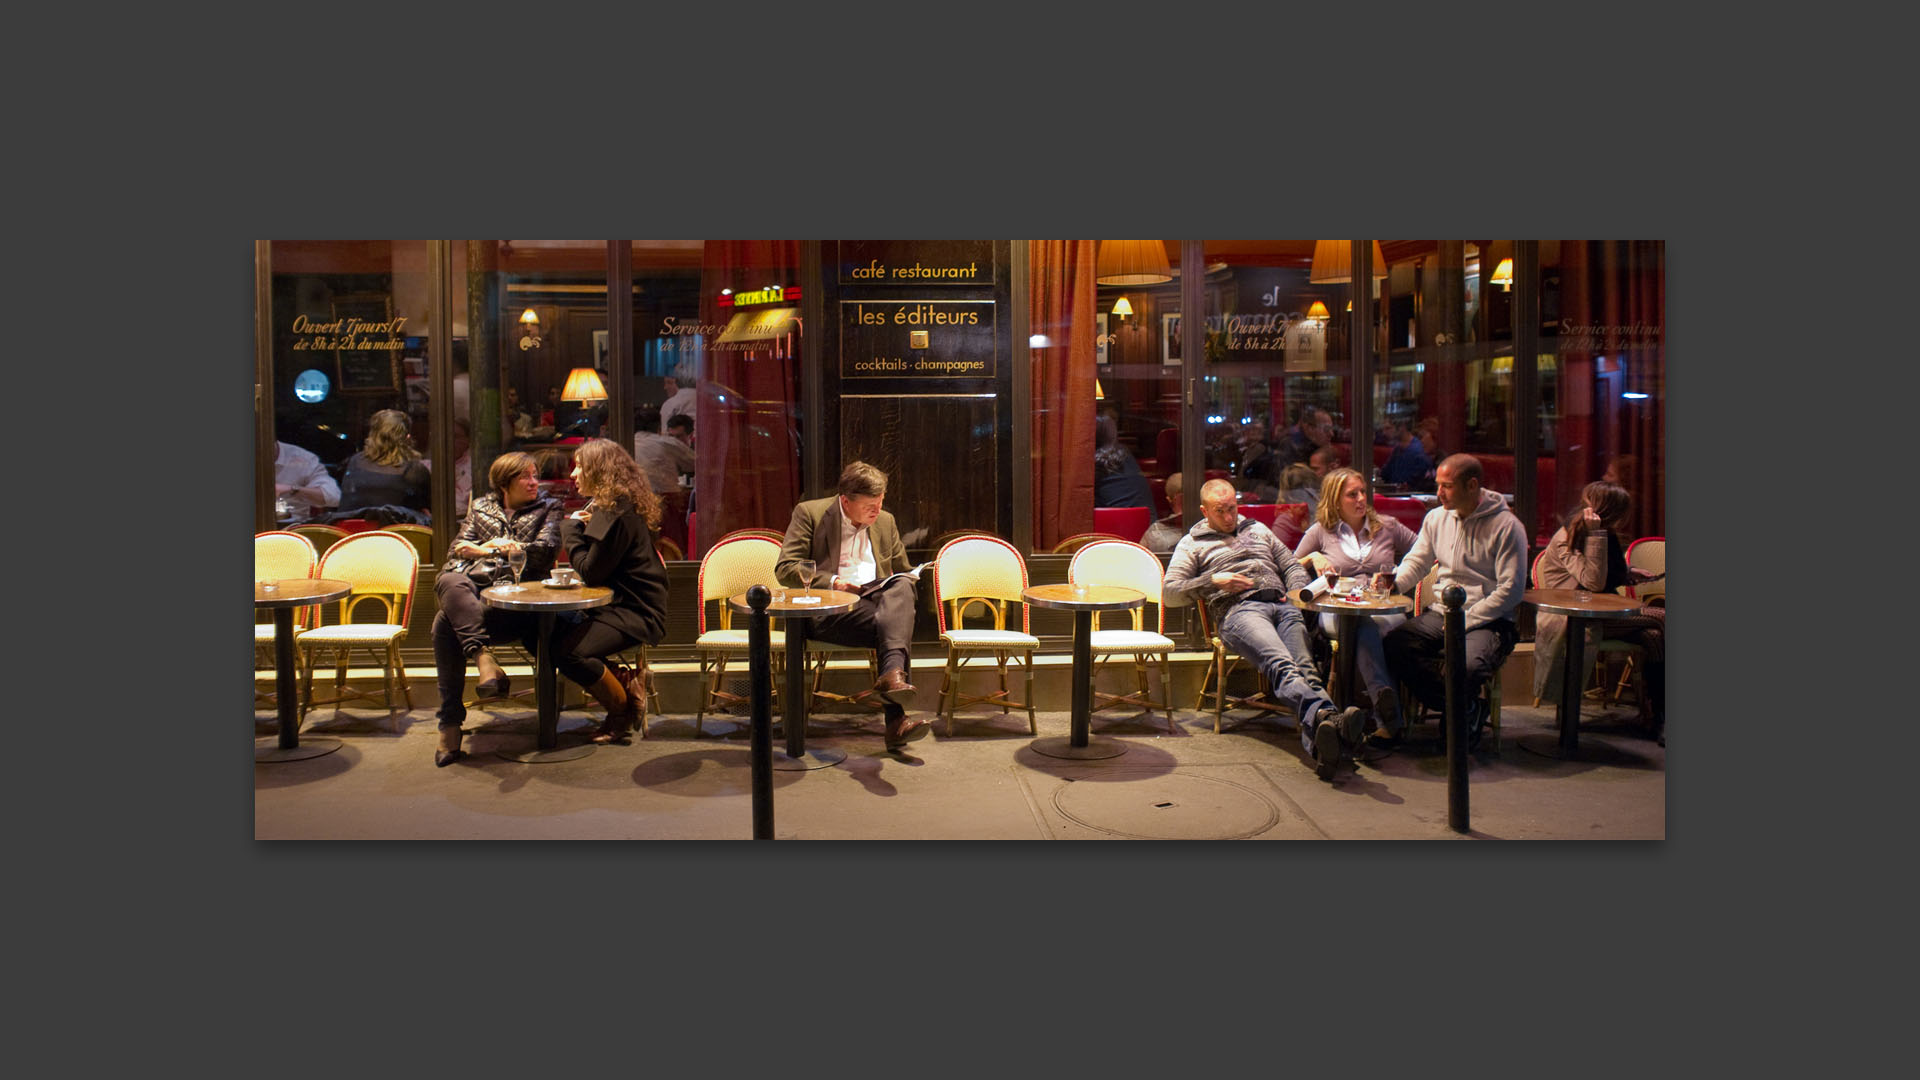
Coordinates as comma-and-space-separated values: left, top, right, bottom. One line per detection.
254, 694, 1666, 840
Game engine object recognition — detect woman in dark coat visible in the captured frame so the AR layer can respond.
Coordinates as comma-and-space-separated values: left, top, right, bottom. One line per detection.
554, 438, 671, 744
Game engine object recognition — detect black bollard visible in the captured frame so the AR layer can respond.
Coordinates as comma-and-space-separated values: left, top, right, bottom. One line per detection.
746, 584, 773, 840
1441, 584, 1469, 834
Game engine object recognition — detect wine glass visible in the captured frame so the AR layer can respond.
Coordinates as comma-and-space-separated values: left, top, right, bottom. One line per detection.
796, 559, 817, 594
506, 542, 528, 592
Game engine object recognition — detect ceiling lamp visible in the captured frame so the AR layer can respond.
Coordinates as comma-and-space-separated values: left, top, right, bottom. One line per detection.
1095, 240, 1173, 285
1308, 240, 1387, 284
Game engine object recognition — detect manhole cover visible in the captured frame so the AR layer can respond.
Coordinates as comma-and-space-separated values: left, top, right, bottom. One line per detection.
1051, 772, 1282, 839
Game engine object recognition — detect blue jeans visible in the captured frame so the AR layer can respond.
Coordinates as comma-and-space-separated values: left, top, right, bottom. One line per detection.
1316, 610, 1407, 702
1218, 598, 1335, 752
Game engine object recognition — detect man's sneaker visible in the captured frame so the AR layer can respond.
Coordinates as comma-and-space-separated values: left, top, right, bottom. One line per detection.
1334, 705, 1366, 747
1313, 712, 1343, 780
1465, 697, 1488, 752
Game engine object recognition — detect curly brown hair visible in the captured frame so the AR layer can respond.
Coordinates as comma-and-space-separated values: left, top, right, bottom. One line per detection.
362, 409, 423, 467
572, 438, 662, 531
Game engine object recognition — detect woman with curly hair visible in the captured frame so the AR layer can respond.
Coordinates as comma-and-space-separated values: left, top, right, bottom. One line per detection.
551, 438, 670, 745
338, 409, 431, 517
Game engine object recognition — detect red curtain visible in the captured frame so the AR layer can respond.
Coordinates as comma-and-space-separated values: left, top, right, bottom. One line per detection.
695, 241, 802, 553
1028, 240, 1097, 550
1557, 241, 1665, 540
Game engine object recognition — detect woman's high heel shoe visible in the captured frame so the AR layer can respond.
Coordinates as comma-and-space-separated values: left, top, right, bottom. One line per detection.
474, 649, 510, 699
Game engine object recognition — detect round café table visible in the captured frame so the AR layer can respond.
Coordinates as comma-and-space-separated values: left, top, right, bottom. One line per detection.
1023, 583, 1144, 760
482, 581, 613, 763
256, 577, 351, 763
1294, 587, 1415, 763
729, 588, 861, 770
1518, 588, 1645, 763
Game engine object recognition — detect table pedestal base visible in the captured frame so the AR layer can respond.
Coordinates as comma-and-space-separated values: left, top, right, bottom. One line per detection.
256, 736, 342, 763
1030, 734, 1128, 760
497, 740, 596, 764
772, 748, 846, 770
1516, 733, 1646, 765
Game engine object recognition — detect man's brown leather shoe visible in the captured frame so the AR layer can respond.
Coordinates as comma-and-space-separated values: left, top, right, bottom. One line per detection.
884, 705, 931, 751
874, 669, 917, 706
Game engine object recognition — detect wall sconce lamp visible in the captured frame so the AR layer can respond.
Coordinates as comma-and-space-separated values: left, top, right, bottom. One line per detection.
1094, 377, 1106, 400
518, 307, 543, 350
1111, 295, 1134, 322
1490, 258, 1514, 292
1095, 240, 1173, 285
1308, 240, 1388, 284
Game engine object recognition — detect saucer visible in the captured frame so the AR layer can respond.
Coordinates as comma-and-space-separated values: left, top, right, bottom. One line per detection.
542, 578, 580, 589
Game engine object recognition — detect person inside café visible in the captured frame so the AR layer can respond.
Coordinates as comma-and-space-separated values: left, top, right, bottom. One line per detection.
659, 373, 697, 434
1292, 467, 1420, 742
1094, 412, 1153, 509
1163, 478, 1366, 780
429, 451, 562, 767
775, 460, 929, 753
1532, 481, 1666, 744
1277, 405, 1335, 472
551, 439, 672, 747
274, 439, 339, 522
632, 406, 695, 552
1140, 471, 1186, 553
1375, 454, 1527, 750
335, 408, 432, 523
1378, 419, 1435, 490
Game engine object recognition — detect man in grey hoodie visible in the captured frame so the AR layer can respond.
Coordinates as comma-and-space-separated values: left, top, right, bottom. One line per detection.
1164, 479, 1366, 780
1376, 454, 1527, 749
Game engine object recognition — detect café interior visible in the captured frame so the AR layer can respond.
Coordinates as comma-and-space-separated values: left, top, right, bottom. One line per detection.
252, 239, 1666, 840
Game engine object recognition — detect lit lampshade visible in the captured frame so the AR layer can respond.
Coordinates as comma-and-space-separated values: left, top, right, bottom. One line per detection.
1306, 301, 1330, 322
1095, 377, 1106, 400
1095, 240, 1173, 285
560, 366, 608, 404
1111, 295, 1134, 319
1308, 240, 1388, 284
1490, 258, 1514, 291
518, 307, 540, 327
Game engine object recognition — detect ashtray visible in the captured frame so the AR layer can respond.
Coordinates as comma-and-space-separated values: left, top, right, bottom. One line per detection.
543, 578, 580, 589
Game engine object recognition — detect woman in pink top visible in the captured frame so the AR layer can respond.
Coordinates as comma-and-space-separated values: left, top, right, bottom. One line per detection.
1293, 468, 1419, 738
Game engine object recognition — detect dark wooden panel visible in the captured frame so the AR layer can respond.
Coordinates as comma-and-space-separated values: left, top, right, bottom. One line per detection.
840, 395, 996, 555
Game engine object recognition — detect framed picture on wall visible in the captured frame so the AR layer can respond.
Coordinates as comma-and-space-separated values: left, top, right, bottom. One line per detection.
1162, 313, 1181, 366
592, 329, 609, 372
1096, 313, 1109, 364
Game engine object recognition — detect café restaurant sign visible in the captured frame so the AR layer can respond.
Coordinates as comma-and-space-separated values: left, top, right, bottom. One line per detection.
840, 300, 995, 379
838, 240, 995, 285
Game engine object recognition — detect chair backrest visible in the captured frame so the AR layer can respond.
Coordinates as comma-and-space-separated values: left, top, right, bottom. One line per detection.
933, 534, 1030, 634
1051, 532, 1110, 555
290, 523, 349, 558
1091, 505, 1151, 541
1626, 537, 1664, 577
1069, 538, 1165, 634
256, 531, 319, 629
315, 530, 420, 628
1237, 503, 1278, 527
386, 523, 435, 566
1530, 546, 1550, 588
654, 535, 685, 562
696, 535, 781, 633
1373, 496, 1429, 533
1153, 427, 1180, 472
715, 528, 785, 546
332, 518, 379, 534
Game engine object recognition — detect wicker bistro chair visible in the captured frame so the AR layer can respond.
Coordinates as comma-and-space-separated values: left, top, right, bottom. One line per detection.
387, 523, 435, 567
1068, 539, 1177, 734
1184, 597, 1293, 734
692, 535, 785, 736
289, 523, 349, 560
255, 531, 319, 709
932, 535, 1039, 737
296, 530, 420, 726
